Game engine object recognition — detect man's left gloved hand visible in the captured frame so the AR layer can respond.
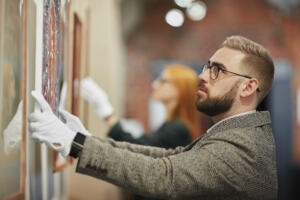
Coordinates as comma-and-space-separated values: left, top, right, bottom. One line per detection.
29, 91, 76, 158
57, 81, 91, 136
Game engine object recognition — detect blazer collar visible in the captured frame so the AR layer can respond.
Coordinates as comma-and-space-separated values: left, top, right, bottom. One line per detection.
207, 111, 271, 135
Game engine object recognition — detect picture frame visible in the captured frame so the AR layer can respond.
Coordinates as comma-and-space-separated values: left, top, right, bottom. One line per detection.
40, 0, 71, 173
65, 0, 90, 128
0, 0, 27, 199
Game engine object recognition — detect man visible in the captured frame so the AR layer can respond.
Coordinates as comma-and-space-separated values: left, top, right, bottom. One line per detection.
29, 35, 278, 200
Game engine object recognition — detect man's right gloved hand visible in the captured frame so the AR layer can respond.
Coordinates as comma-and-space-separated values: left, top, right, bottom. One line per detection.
80, 77, 114, 119
59, 109, 91, 136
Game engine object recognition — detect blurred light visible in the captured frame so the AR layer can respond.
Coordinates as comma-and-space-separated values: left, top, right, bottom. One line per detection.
186, 1, 207, 21
165, 9, 185, 27
174, 0, 194, 8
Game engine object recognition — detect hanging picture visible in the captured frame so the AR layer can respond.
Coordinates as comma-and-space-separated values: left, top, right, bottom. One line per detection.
42, 0, 70, 172
42, 0, 62, 115
71, 13, 82, 116
0, 0, 26, 199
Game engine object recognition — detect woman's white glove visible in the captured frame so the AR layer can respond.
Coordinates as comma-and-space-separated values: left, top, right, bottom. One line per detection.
29, 91, 76, 158
59, 109, 91, 136
80, 77, 114, 118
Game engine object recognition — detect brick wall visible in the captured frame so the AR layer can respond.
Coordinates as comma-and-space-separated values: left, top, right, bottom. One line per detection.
124, 0, 300, 159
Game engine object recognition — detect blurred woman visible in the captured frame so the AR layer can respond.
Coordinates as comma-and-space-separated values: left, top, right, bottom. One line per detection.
81, 64, 201, 149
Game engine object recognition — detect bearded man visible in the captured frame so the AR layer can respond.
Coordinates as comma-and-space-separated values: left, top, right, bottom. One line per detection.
29, 35, 278, 200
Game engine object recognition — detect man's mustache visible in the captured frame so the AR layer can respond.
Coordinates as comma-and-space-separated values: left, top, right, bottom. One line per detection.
197, 81, 208, 93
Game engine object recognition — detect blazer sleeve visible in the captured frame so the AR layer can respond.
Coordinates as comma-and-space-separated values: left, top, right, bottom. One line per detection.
90, 135, 187, 158
75, 134, 248, 199
76, 136, 176, 199
108, 121, 191, 148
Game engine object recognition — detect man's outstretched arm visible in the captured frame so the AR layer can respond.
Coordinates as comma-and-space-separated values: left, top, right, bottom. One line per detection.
76, 136, 176, 199
90, 135, 192, 158
75, 135, 241, 200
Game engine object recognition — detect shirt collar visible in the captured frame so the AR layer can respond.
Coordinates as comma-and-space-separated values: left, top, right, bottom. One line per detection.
207, 110, 257, 133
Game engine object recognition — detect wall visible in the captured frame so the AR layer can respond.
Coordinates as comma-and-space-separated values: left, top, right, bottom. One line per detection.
66, 0, 126, 199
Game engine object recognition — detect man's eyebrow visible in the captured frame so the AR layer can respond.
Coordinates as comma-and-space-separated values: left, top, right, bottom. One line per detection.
211, 61, 227, 70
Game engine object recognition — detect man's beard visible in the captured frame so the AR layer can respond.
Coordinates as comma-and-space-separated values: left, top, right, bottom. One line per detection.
196, 84, 239, 117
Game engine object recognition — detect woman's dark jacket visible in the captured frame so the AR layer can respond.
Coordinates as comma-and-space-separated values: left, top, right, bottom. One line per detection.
108, 120, 191, 149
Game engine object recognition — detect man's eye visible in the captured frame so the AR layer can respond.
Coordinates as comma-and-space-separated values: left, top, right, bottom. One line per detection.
218, 68, 225, 73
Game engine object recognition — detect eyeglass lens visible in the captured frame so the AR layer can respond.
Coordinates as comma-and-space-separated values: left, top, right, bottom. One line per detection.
202, 64, 218, 80
210, 65, 219, 80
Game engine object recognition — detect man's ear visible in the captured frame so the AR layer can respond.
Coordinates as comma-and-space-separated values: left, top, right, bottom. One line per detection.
240, 78, 259, 98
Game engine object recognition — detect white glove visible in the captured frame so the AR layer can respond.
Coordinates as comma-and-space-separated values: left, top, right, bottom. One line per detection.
80, 77, 114, 118
3, 101, 23, 155
59, 109, 91, 136
29, 91, 76, 158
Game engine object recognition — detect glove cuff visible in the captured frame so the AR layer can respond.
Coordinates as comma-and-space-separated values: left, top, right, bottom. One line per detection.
69, 132, 86, 158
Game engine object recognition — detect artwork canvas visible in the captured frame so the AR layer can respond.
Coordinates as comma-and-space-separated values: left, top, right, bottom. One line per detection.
42, 0, 62, 115
41, 0, 70, 173
0, 0, 25, 199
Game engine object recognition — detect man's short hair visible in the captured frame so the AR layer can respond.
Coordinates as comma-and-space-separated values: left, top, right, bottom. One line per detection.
222, 35, 274, 105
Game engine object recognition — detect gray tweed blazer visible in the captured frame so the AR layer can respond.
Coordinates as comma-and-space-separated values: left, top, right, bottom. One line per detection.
76, 111, 278, 200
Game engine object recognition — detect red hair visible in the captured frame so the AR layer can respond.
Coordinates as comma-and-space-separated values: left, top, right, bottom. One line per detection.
164, 65, 200, 140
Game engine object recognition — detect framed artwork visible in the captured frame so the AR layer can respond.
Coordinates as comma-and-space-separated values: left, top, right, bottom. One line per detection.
41, 0, 71, 173
0, 0, 27, 199
65, 2, 90, 128
71, 13, 82, 116
42, 0, 61, 115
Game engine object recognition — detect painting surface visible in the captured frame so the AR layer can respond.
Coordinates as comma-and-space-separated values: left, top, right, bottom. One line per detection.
42, 0, 69, 172
0, 0, 23, 198
42, 0, 62, 115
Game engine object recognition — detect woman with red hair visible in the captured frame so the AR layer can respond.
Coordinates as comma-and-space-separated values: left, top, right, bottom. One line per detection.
81, 64, 202, 149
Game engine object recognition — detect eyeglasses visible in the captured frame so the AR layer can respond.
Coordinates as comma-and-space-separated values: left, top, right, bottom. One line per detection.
155, 76, 171, 84
202, 61, 260, 92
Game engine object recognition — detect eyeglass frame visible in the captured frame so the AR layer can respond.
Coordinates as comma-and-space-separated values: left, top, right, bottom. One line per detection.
202, 61, 260, 92
155, 75, 172, 84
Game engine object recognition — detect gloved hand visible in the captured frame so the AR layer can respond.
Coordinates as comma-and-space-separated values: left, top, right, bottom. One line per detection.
59, 109, 91, 136
57, 81, 91, 135
29, 91, 76, 158
80, 77, 114, 119
3, 101, 23, 155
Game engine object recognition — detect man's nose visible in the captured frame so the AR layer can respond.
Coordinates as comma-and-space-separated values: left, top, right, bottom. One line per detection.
198, 69, 210, 83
